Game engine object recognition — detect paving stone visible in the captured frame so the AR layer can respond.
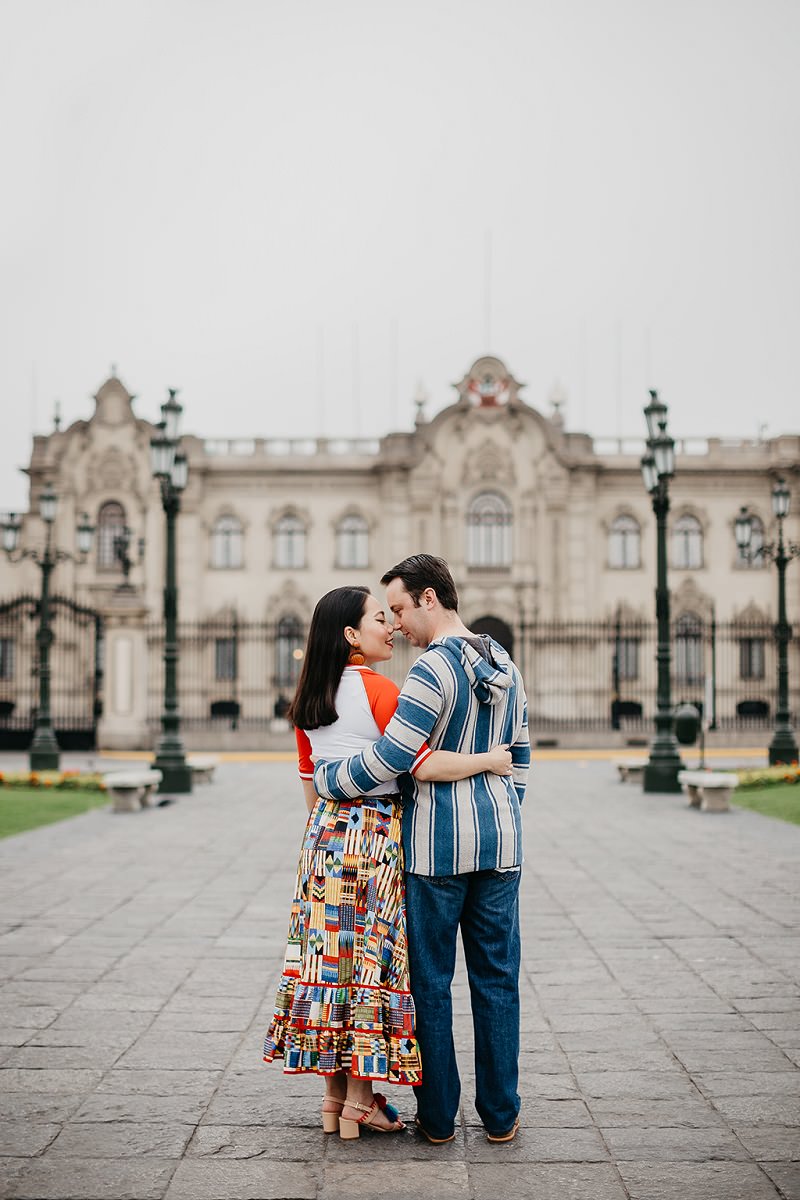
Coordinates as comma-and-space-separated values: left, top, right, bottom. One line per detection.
8, 1155, 178, 1199
0, 1028, 33, 1047
670, 1046, 795, 1072
468, 1162, 629, 1199
573, 1071, 697, 1100
4, 1044, 127, 1069
735, 996, 800, 1013
465, 1125, 609, 1162
71, 993, 167, 1012
709, 1095, 800, 1125
517, 1073, 580, 1100
761, 1162, 800, 1199
0, 1122, 61, 1156
326, 1123, 467, 1161
150, 1009, 253, 1032
602, 1126, 750, 1161
188, 1123, 328, 1160
0, 1157, 28, 1196
73, 1092, 209, 1125
696, 1070, 800, 1096
0, 1067, 103, 1092
204, 1091, 331, 1126
734, 1126, 800, 1160
118, 1030, 240, 1070
746, 1011, 800, 1030
586, 1098, 726, 1128
0, 1004, 60, 1028
165, 1158, 319, 1199
49, 1122, 194, 1158
464, 1099, 594, 1128
96, 1068, 222, 1096
322, 1161, 468, 1200
564, 1048, 679, 1072
0, 1091, 85, 1122
618, 1161, 782, 1199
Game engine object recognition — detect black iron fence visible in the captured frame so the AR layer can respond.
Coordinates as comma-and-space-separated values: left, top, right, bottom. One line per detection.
0, 594, 104, 750
145, 614, 798, 735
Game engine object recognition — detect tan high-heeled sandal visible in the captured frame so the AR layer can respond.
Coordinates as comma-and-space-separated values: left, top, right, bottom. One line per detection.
338, 1093, 404, 1139
321, 1097, 345, 1134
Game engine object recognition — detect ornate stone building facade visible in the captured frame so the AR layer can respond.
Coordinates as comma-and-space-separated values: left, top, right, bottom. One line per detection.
1, 356, 798, 748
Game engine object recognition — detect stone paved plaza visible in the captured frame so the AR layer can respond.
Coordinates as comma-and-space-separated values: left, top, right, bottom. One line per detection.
0, 757, 799, 1200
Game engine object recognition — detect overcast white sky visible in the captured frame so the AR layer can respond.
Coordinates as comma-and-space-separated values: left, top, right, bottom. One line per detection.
1, 0, 798, 511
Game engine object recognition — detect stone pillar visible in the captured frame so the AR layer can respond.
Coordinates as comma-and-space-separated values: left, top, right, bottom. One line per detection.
96, 589, 151, 750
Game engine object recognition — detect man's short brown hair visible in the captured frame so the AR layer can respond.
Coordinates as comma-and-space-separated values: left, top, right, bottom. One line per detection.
380, 554, 459, 611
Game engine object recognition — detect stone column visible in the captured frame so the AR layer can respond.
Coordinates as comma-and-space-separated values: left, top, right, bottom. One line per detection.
96, 589, 151, 750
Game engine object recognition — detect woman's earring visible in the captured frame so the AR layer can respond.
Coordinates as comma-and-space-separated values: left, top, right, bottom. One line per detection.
348, 641, 365, 666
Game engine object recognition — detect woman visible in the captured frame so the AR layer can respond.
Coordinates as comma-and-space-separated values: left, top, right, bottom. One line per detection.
262, 586, 511, 1138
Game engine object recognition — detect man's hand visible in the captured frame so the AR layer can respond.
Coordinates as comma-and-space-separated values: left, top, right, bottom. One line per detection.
485, 744, 512, 776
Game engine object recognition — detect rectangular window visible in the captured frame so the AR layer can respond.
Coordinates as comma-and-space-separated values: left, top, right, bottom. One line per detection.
214, 637, 237, 681
616, 638, 639, 681
675, 637, 703, 684
739, 638, 765, 681
0, 638, 14, 680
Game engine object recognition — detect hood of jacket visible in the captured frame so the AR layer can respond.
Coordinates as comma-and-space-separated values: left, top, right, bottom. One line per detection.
431, 635, 514, 705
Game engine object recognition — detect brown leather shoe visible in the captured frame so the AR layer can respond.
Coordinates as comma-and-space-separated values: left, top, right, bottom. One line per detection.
414, 1116, 455, 1144
487, 1116, 520, 1143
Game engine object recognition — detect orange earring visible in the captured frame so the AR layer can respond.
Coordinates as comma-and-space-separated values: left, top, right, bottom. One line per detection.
348, 641, 365, 666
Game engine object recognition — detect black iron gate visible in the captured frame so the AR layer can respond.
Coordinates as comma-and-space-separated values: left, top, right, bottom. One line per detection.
0, 594, 104, 751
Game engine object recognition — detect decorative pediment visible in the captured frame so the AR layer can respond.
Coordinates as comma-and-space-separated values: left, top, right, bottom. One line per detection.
266, 578, 312, 618
673, 577, 714, 619
733, 601, 769, 624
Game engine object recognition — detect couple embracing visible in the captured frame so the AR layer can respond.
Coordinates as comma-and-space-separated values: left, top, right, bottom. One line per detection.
263, 554, 530, 1144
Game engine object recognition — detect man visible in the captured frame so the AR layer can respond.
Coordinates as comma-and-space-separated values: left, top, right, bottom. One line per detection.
313, 554, 530, 1143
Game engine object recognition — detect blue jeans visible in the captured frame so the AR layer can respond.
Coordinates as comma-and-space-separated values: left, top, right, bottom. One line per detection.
405, 868, 521, 1138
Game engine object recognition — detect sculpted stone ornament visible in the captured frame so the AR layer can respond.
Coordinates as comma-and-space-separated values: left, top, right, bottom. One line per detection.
454, 356, 524, 410
462, 439, 515, 485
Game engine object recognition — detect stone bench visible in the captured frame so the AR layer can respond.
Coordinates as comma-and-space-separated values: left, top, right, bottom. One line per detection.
678, 770, 739, 813
104, 769, 163, 813
616, 758, 647, 783
187, 755, 219, 784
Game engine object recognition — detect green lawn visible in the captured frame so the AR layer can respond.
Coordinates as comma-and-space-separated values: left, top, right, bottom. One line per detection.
0, 788, 109, 838
732, 784, 800, 826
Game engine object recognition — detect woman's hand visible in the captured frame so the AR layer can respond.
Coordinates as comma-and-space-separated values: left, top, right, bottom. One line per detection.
485, 744, 512, 776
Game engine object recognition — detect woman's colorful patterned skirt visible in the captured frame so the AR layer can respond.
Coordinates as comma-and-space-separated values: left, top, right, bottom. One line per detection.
263, 792, 422, 1085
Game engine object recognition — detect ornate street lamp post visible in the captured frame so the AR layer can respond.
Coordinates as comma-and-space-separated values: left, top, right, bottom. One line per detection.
641, 390, 683, 792
2, 486, 94, 770
736, 480, 799, 765
151, 389, 192, 794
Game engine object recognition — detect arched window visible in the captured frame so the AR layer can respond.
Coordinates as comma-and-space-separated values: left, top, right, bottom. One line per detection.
274, 514, 306, 569
276, 615, 304, 687
672, 514, 703, 569
211, 515, 243, 569
336, 514, 369, 569
608, 515, 641, 569
736, 514, 765, 568
674, 611, 704, 684
96, 501, 126, 570
467, 492, 512, 567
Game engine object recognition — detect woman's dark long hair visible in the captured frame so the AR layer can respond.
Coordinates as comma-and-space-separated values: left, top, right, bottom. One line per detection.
287, 586, 370, 730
